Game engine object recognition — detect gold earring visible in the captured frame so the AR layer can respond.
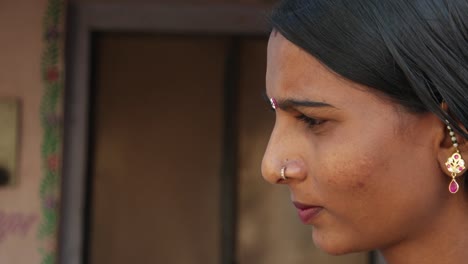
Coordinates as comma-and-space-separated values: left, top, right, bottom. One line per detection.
445, 123, 465, 194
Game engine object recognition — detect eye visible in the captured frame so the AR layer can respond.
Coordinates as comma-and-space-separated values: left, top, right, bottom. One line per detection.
295, 114, 326, 128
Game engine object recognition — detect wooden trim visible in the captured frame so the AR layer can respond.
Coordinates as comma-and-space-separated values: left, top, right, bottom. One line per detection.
60, 3, 269, 264
76, 3, 269, 33
220, 37, 240, 264
60, 5, 92, 264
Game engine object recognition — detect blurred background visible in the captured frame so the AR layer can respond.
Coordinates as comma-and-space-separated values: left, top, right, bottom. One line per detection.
0, 0, 382, 263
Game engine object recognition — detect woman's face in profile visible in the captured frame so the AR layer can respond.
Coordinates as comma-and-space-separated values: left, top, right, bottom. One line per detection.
262, 32, 450, 255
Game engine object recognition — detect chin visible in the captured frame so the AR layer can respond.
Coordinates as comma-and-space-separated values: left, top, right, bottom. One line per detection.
312, 229, 367, 256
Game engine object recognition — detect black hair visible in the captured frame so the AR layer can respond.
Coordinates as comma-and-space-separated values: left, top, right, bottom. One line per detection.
269, 0, 468, 138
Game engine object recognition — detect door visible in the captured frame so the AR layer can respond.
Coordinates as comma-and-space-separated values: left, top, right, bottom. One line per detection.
88, 34, 227, 264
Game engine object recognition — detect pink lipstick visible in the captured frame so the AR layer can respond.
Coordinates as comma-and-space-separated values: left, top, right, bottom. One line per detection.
293, 202, 323, 223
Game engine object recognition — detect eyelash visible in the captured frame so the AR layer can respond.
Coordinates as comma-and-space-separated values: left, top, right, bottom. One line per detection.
267, 102, 326, 129
295, 114, 325, 128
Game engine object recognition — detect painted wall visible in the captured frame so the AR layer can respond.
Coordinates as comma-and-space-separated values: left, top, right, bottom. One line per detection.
0, 0, 64, 263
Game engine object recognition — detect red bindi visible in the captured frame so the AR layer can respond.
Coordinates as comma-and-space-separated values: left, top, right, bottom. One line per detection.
270, 97, 278, 110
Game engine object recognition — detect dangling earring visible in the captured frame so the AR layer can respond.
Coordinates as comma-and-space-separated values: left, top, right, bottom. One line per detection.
445, 123, 465, 194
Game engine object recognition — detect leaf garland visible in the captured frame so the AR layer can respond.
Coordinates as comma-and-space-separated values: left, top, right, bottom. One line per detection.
39, 0, 64, 263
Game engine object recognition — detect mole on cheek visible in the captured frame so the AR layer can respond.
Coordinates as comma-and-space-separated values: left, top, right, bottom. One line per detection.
352, 156, 384, 192
356, 181, 366, 189
344, 158, 374, 191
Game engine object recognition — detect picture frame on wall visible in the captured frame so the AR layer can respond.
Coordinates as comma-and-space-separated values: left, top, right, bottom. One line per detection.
0, 98, 19, 186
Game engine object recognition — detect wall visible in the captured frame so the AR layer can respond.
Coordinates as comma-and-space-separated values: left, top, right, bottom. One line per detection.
0, 0, 64, 263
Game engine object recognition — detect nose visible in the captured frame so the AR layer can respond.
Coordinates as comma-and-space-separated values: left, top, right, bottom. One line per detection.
261, 121, 307, 184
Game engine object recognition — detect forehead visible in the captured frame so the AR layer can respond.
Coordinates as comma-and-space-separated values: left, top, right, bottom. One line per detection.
266, 32, 371, 106
267, 33, 341, 97
267, 32, 312, 84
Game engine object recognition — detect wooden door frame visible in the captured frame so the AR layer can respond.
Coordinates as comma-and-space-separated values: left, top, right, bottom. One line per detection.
61, 3, 269, 264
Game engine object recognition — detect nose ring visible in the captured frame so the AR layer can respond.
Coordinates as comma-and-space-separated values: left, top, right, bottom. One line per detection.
280, 166, 287, 180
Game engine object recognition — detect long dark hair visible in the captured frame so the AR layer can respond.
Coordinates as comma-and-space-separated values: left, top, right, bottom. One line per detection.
269, 0, 468, 138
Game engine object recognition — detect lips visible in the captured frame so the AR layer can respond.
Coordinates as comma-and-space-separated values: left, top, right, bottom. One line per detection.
293, 202, 323, 224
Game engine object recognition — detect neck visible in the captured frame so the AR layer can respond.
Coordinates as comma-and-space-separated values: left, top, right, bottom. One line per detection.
381, 190, 468, 264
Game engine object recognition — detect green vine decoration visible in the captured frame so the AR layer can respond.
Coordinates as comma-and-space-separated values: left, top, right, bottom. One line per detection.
39, 0, 64, 263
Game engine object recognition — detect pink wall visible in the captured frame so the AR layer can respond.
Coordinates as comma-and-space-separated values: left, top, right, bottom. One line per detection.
0, 0, 63, 262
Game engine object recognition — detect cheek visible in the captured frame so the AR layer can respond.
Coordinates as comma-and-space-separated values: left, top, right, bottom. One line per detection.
313, 112, 411, 198
310, 145, 388, 253
311, 122, 442, 240
322, 152, 381, 200
316, 135, 388, 196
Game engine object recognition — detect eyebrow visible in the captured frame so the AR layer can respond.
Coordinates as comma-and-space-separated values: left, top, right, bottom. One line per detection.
278, 99, 336, 109
263, 92, 337, 110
